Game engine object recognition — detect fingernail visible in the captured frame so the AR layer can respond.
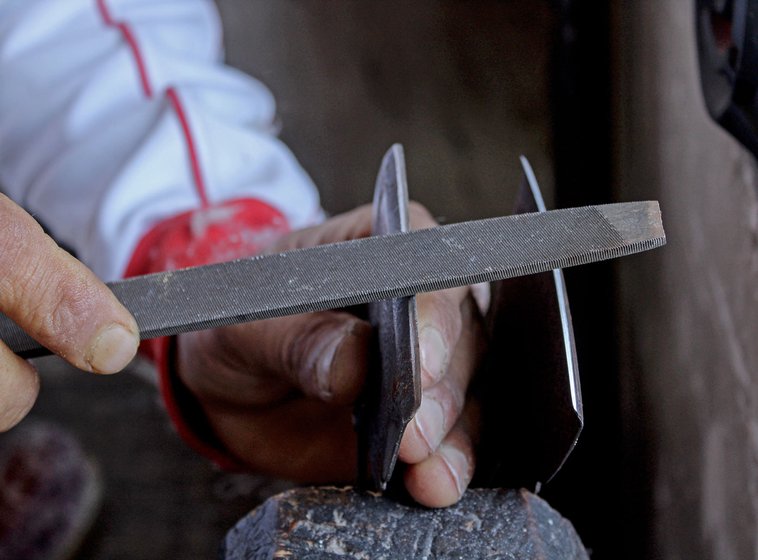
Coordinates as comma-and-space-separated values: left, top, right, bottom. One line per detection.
419, 327, 447, 385
316, 330, 344, 398
415, 397, 445, 453
86, 324, 139, 374
439, 444, 470, 498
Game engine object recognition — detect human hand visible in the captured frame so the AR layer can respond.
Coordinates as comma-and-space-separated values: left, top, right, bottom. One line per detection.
176, 203, 484, 507
0, 194, 139, 431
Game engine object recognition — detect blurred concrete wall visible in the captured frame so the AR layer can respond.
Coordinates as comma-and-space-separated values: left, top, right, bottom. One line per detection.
215, 0, 554, 220
614, 3, 758, 558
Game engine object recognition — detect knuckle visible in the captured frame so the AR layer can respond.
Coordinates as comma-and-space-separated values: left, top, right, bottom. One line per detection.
425, 378, 465, 431
419, 290, 464, 345
330, 206, 373, 242
0, 198, 120, 354
18, 268, 94, 353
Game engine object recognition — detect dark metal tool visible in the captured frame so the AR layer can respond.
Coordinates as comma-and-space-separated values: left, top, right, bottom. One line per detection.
474, 157, 583, 491
357, 145, 421, 490
357, 150, 585, 491
0, 196, 665, 360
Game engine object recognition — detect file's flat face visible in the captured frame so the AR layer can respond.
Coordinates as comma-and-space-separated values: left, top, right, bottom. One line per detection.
0, 201, 665, 359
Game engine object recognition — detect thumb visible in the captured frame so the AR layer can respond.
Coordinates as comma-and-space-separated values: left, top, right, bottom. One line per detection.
284, 312, 371, 404
265, 206, 374, 252
187, 311, 371, 407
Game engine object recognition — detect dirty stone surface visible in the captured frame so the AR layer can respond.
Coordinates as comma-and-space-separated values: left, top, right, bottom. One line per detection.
222, 487, 588, 560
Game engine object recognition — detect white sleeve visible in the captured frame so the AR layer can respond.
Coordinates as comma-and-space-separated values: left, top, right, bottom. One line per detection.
0, 0, 322, 281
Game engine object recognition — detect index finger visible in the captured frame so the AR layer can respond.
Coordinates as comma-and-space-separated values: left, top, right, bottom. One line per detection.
404, 202, 471, 386
0, 195, 139, 373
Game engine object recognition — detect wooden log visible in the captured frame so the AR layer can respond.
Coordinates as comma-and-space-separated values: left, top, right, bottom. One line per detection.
222, 486, 588, 559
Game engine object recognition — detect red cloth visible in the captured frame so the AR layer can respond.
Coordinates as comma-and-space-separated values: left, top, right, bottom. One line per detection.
125, 198, 289, 470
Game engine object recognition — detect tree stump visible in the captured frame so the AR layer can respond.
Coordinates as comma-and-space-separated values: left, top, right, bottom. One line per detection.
221, 486, 588, 559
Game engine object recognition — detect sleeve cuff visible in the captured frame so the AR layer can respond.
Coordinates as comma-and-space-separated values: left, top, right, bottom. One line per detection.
153, 335, 246, 470
124, 197, 290, 278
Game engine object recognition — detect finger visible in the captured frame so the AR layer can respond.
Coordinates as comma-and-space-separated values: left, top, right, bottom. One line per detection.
266, 200, 439, 253
266, 205, 374, 252
0, 341, 40, 431
179, 311, 371, 407
0, 195, 139, 373
404, 402, 479, 508
416, 288, 467, 387
399, 295, 483, 463
398, 376, 464, 464
405, 202, 472, 387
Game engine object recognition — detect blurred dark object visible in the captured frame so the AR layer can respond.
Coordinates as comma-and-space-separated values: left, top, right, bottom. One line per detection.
0, 421, 102, 560
697, 0, 758, 158
222, 487, 588, 560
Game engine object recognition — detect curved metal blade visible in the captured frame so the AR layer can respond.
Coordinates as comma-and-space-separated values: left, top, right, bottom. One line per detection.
475, 157, 584, 490
357, 144, 421, 491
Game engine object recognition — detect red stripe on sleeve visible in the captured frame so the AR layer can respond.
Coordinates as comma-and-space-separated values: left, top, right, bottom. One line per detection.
166, 87, 210, 208
96, 0, 153, 98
